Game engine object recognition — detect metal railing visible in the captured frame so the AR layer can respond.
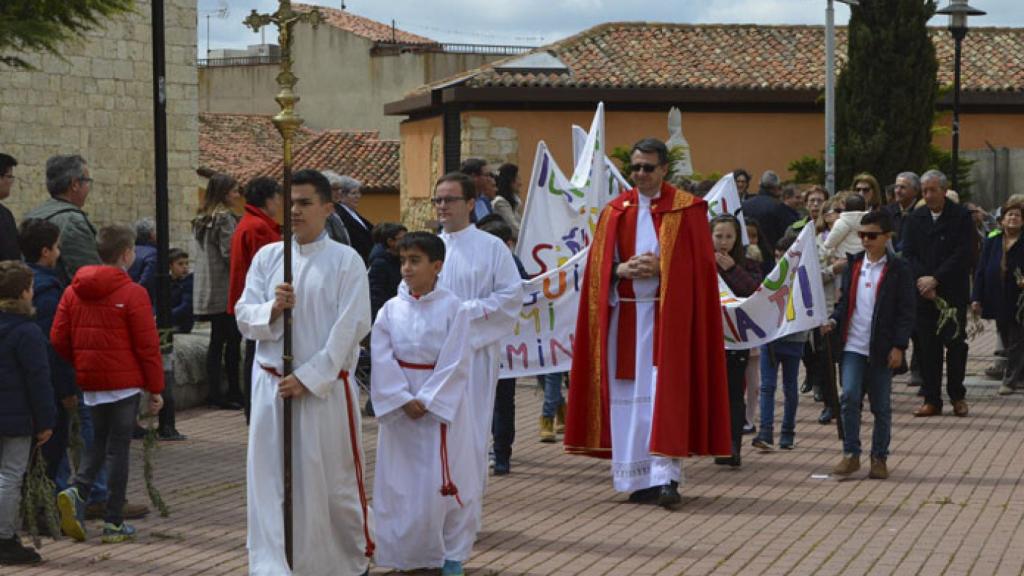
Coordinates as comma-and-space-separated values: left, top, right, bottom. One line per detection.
372, 41, 535, 56
197, 55, 281, 67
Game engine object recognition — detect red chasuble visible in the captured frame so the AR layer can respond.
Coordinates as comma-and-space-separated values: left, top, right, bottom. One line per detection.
564, 182, 732, 459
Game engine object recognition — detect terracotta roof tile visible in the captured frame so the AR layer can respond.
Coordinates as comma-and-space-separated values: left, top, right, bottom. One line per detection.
294, 3, 435, 45
416, 23, 1024, 94
246, 130, 400, 192
198, 112, 317, 180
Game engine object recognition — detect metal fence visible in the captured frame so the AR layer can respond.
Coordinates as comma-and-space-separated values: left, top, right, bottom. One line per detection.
197, 55, 281, 67
372, 41, 534, 56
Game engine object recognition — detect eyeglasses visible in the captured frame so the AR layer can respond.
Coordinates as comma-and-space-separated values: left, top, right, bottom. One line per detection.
631, 163, 659, 174
431, 196, 465, 206
858, 231, 885, 240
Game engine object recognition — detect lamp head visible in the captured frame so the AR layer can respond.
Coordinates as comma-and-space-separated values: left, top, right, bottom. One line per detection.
936, 0, 986, 35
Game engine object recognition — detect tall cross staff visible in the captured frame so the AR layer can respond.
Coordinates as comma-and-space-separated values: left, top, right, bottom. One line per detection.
243, 2, 321, 569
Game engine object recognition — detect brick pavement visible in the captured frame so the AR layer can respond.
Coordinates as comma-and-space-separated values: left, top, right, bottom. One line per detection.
7, 328, 1024, 576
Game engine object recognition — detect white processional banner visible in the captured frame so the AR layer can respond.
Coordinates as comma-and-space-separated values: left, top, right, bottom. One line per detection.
703, 173, 750, 245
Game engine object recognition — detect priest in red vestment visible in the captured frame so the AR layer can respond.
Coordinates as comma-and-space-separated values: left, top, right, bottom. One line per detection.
564, 138, 731, 509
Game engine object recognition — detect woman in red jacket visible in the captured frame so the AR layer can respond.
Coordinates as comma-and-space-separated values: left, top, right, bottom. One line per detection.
227, 177, 281, 423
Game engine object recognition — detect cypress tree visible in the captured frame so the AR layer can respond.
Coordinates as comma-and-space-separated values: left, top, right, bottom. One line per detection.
835, 0, 938, 189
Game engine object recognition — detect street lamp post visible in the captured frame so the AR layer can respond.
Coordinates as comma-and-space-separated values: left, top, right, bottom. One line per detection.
825, 0, 858, 198
936, 0, 986, 193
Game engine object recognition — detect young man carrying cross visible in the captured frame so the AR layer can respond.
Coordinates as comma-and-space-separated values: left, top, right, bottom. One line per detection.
235, 169, 372, 576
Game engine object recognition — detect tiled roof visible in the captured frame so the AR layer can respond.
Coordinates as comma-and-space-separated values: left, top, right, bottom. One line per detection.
198, 112, 317, 181
294, 3, 435, 45
245, 130, 400, 192
414, 23, 1024, 94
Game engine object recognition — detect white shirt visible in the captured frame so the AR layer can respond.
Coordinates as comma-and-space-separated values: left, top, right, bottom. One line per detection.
844, 254, 887, 356
83, 388, 140, 407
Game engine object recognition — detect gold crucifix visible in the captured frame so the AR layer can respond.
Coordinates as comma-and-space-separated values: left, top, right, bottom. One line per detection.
241, 1, 321, 570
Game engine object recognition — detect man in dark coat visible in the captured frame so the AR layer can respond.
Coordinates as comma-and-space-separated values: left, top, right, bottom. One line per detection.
0, 154, 19, 261
325, 171, 373, 264
741, 170, 796, 248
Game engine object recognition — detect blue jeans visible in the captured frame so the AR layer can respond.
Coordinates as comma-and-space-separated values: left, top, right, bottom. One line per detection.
538, 372, 566, 418
56, 401, 108, 504
839, 352, 893, 458
757, 345, 801, 445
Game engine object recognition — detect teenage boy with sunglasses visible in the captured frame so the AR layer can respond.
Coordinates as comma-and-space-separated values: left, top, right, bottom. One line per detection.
822, 211, 916, 480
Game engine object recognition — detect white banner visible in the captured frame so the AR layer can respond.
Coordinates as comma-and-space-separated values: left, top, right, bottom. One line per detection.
720, 225, 827, 350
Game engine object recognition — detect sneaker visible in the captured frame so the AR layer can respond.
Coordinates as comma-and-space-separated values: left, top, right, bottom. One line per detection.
493, 456, 510, 476
779, 438, 795, 450
751, 437, 774, 452
742, 422, 756, 435
832, 454, 861, 476
998, 383, 1014, 396
101, 522, 137, 543
818, 407, 833, 425
869, 456, 889, 480
0, 536, 42, 565
157, 430, 189, 441
57, 487, 87, 541
441, 559, 465, 576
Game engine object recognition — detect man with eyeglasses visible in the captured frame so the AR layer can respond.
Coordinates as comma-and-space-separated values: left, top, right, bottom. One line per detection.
565, 138, 731, 510
430, 172, 522, 573
25, 155, 101, 283
0, 153, 19, 261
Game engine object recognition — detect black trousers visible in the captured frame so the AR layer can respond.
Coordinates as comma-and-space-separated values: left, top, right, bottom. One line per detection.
492, 378, 516, 462
726, 350, 749, 459
997, 319, 1024, 389
243, 339, 256, 423
41, 402, 70, 482
158, 359, 177, 434
917, 305, 968, 409
205, 313, 242, 404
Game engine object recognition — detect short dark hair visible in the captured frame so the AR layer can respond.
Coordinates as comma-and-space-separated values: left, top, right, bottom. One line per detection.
733, 168, 750, 182
860, 210, 894, 234
168, 247, 188, 264
435, 172, 476, 200
460, 158, 488, 177
477, 214, 514, 243
244, 176, 280, 207
0, 153, 17, 176
844, 193, 867, 212
0, 260, 33, 300
291, 169, 332, 203
372, 222, 407, 245
97, 224, 136, 265
631, 138, 669, 166
397, 231, 445, 262
18, 218, 60, 263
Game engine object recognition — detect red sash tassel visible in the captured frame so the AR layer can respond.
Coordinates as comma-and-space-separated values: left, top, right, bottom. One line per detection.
439, 423, 464, 507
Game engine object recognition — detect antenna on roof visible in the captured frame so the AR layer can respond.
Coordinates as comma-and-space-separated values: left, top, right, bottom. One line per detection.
391, 19, 396, 43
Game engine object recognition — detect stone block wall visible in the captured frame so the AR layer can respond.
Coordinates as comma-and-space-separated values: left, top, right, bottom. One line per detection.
0, 0, 200, 250
461, 115, 519, 166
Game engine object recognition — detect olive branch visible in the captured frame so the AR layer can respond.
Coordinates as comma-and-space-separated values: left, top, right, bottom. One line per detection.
143, 413, 170, 517
20, 446, 60, 549
934, 296, 962, 340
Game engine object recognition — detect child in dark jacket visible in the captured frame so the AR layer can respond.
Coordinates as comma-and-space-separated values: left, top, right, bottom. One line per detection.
52, 224, 165, 544
168, 248, 194, 334
18, 218, 79, 482
0, 260, 55, 565
824, 211, 916, 480
368, 223, 407, 322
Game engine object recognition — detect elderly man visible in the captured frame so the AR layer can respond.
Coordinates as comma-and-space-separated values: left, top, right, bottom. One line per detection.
565, 138, 731, 510
886, 171, 921, 250
25, 155, 100, 282
0, 154, 18, 260
742, 170, 795, 248
901, 170, 974, 417
324, 171, 371, 264
128, 217, 158, 300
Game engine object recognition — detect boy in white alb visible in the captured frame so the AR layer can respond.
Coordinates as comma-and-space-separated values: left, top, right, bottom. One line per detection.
371, 232, 473, 575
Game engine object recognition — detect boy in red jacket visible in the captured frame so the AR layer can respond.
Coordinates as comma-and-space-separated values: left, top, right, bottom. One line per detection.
51, 224, 164, 543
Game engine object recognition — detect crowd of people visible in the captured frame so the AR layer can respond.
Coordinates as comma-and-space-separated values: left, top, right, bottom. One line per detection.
0, 140, 1022, 576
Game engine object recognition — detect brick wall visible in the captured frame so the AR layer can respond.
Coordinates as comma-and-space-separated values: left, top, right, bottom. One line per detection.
0, 0, 199, 250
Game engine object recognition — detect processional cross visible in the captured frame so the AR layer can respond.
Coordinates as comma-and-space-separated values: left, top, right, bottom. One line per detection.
243, 1, 322, 569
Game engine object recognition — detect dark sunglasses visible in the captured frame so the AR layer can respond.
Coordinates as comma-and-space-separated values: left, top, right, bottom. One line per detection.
854, 186, 872, 193
858, 231, 885, 240
631, 163, 659, 174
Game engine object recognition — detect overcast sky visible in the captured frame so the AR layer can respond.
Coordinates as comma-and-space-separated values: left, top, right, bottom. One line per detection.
198, 0, 1021, 55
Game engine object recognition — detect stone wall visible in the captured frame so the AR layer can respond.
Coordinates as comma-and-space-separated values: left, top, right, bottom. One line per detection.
0, 0, 200, 250
461, 115, 519, 166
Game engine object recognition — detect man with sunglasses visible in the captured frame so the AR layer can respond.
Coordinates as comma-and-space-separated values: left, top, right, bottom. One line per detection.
823, 211, 915, 479
565, 138, 731, 510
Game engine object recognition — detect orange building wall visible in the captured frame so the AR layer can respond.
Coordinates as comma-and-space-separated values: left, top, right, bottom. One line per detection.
359, 193, 400, 224
401, 115, 443, 199
933, 112, 1024, 150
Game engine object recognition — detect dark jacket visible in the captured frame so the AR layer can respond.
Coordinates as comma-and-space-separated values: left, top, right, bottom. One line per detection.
0, 304, 56, 437
718, 257, 762, 298
831, 250, 917, 366
901, 200, 975, 308
335, 204, 373, 265
28, 263, 77, 401
0, 202, 18, 261
368, 244, 401, 322
171, 273, 194, 334
972, 230, 1024, 324
128, 242, 158, 301
742, 189, 794, 248
883, 201, 917, 252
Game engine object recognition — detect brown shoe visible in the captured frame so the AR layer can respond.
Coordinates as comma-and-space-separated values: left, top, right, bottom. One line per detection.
832, 454, 860, 476
85, 500, 150, 520
913, 403, 941, 417
952, 399, 969, 417
869, 457, 889, 480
